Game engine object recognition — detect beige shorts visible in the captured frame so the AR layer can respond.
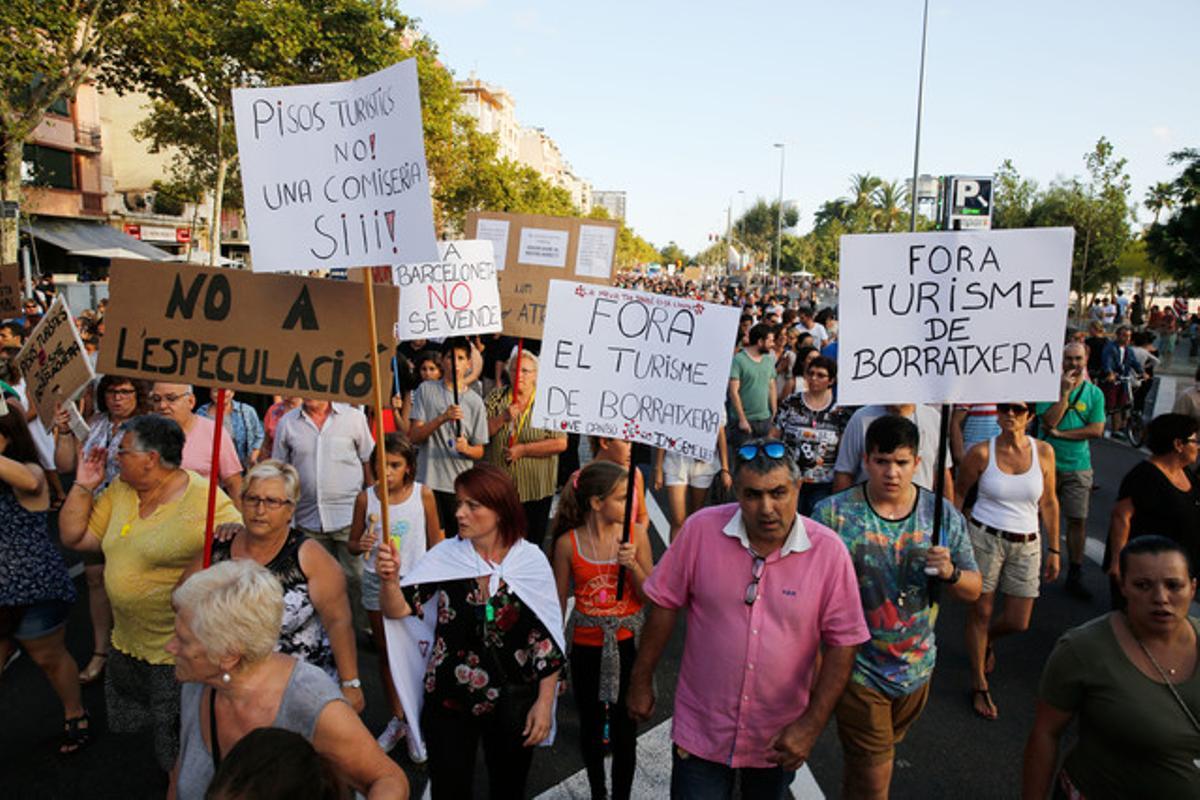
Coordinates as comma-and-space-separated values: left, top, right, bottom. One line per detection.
967, 518, 1041, 598
1056, 469, 1093, 520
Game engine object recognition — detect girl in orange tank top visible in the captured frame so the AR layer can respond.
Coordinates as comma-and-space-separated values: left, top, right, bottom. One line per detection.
551, 461, 653, 800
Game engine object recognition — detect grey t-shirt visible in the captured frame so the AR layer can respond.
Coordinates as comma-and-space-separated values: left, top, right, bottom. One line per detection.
176, 659, 344, 800
833, 404, 950, 491
411, 380, 490, 493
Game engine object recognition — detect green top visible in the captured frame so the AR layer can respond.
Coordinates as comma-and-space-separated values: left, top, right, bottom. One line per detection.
483, 386, 565, 503
728, 349, 777, 423
1035, 381, 1105, 472
1039, 614, 1200, 800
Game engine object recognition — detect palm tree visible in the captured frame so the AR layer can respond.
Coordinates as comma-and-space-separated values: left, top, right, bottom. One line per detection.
847, 173, 883, 211
872, 180, 910, 232
1144, 182, 1176, 225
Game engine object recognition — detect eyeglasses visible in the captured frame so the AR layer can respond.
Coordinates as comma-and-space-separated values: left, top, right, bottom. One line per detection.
105, 388, 137, 397
242, 494, 293, 510
149, 393, 190, 405
736, 440, 788, 463
744, 555, 766, 605
996, 404, 1030, 415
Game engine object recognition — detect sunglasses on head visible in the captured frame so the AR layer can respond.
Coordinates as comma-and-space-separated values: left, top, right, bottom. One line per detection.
736, 440, 787, 463
996, 403, 1030, 415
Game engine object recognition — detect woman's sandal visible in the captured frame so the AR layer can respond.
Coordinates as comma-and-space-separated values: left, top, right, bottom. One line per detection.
60, 711, 92, 754
79, 652, 107, 685
970, 688, 998, 721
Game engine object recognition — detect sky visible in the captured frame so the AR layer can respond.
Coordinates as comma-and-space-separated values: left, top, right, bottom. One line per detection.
406, 1, 1199, 255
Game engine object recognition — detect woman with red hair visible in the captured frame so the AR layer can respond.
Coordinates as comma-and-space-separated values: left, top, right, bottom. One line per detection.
377, 463, 565, 798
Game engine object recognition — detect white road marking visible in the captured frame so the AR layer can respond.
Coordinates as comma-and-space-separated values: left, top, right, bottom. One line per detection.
643, 490, 671, 548
534, 718, 825, 799
1153, 375, 1177, 419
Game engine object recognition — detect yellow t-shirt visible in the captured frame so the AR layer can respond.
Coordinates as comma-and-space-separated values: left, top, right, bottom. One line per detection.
90, 470, 241, 665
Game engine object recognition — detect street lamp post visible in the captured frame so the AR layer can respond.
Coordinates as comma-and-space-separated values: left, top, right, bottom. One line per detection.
908, 0, 930, 233
773, 143, 785, 287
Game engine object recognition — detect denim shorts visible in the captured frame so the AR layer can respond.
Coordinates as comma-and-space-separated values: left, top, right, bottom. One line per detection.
361, 568, 381, 612
13, 599, 72, 640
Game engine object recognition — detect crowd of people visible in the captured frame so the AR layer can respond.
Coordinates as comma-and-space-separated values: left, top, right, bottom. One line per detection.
2, 272, 1199, 800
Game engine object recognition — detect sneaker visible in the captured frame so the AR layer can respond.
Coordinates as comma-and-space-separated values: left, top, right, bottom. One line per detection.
1065, 574, 1093, 601
376, 717, 406, 754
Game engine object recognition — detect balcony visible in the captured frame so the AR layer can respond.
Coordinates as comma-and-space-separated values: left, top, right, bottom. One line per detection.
74, 125, 102, 152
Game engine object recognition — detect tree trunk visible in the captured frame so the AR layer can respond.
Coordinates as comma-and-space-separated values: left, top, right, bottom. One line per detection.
209, 104, 226, 267
1, 138, 23, 264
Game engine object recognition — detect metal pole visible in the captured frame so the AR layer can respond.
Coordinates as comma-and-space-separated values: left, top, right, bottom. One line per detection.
909, 0, 930, 233
773, 144, 785, 286
725, 202, 733, 279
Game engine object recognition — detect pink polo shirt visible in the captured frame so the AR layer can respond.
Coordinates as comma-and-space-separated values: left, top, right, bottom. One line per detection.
181, 415, 243, 480
644, 503, 868, 768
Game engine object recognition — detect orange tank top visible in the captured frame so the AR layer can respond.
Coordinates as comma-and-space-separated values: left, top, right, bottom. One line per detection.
570, 529, 642, 647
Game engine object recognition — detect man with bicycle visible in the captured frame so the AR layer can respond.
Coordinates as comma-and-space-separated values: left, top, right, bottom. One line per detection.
1099, 325, 1145, 440
1035, 343, 1106, 601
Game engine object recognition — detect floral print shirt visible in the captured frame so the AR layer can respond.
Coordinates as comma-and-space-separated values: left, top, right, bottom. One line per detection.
404, 578, 565, 715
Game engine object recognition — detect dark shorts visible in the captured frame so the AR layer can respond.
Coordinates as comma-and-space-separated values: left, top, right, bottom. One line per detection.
106, 649, 181, 772
11, 599, 72, 641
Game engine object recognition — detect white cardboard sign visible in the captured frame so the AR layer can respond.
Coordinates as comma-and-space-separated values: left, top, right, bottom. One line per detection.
393, 240, 502, 340
837, 228, 1075, 406
232, 59, 438, 272
534, 280, 740, 460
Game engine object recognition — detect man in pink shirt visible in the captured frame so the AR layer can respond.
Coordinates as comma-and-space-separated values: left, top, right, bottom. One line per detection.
629, 438, 868, 798
150, 382, 242, 510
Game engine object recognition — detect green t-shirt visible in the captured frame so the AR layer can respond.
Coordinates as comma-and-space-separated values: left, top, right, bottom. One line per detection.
1035, 381, 1105, 472
728, 349, 777, 423
1039, 614, 1200, 799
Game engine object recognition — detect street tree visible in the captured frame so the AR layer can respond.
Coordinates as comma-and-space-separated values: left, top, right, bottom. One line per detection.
0, 0, 134, 261
1144, 148, 1200, 294
991, 159, 1040, 230
734, 198, 799, 265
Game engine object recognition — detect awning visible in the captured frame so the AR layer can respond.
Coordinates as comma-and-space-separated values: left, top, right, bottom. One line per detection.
23, 218, 170, 260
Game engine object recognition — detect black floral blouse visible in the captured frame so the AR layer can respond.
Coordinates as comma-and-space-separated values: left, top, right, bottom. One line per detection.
404, 578, 564, 716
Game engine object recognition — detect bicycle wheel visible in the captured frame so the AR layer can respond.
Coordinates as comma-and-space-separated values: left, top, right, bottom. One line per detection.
1126, 414, 1146, 448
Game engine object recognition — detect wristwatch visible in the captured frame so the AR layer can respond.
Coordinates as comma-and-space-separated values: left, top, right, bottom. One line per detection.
340, 678, 362, 689
940, 566, 962, 585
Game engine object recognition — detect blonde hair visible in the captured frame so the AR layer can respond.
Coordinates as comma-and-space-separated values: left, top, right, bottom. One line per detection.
173, 560, 283, 667
244, 459, 301, 504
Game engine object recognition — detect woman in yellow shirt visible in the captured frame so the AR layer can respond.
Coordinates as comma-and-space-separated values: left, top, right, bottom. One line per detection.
59, 414, 240, 772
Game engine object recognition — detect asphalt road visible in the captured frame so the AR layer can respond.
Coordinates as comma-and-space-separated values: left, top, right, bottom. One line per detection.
0, 437, 1149, 798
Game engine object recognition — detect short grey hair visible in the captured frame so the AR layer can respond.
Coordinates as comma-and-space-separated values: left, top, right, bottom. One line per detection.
506, 347, 539, 379
733, 439, 803, 484
244, 459, 301, 504
173, 560, 283, 667
120, 414, 184, 469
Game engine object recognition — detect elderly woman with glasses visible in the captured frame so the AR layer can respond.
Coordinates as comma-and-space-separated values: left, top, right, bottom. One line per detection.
59, 414, 242, 773
1105, 413, 1200, 602
168, 560, 406, 800
150, 382, 243, 508
182, 460, 364, 712
954, 401, 1060, 721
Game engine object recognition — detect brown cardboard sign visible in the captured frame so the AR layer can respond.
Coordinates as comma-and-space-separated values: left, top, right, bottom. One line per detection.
97, 260, 399, 404
0, 263, 22, 316
465, 211, 619, 339
15, 295, 95, 426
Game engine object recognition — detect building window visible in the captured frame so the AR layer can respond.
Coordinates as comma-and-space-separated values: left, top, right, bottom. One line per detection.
22, 144, 75, 189
47, 96, 70, 116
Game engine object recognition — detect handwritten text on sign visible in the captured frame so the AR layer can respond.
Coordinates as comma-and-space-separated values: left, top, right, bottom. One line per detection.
836, 228, 1074, 405
97, 261, 399, 404
534, 280, 740, 460
232, 59, 438, 272
16, 295, 95, 427
393, 240, 502, 340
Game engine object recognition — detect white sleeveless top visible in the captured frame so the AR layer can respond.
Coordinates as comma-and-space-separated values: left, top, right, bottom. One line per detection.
364, 482, 429, 576
971, 437, 1042, 534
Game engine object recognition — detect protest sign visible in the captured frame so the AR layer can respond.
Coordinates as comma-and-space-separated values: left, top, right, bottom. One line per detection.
393, 240, 501, 340
0, 263, 21, 316
466, 211, 621, 339
15, 295, 95, 427
533, 280, 740, 460
232, 59, 438, 272
97, 260, 399, 404
836, 228, 1074, 406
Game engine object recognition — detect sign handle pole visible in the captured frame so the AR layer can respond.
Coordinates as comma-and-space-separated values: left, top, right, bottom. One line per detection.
615, 458, 638, 601
363, 271, 392, 555
202, 388, 228, 568
450, 353, 462, 438
925, 402, 951, 602
508, 337, 524, 449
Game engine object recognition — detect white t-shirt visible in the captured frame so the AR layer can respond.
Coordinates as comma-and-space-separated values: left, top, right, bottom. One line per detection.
794, 322, 829, 350
364, 482, 429, 575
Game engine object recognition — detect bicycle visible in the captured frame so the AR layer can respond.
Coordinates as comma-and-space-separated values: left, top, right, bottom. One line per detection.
1105, 374, 1151, 447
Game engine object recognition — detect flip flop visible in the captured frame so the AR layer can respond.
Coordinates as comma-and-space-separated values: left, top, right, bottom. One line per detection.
971, 688, 998, 720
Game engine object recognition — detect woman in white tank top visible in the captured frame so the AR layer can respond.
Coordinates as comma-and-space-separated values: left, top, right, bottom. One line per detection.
953, 401, 1060, 721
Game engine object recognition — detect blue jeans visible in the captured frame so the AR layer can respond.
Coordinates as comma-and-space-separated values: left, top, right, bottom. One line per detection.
670, 746, 793, 800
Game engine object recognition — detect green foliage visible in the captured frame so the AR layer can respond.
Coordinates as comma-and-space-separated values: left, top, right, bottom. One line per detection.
732, 198, 799, 264
1144, 148, 1200, 294
659, 241, 688, 266
991, 159, 1039, 229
